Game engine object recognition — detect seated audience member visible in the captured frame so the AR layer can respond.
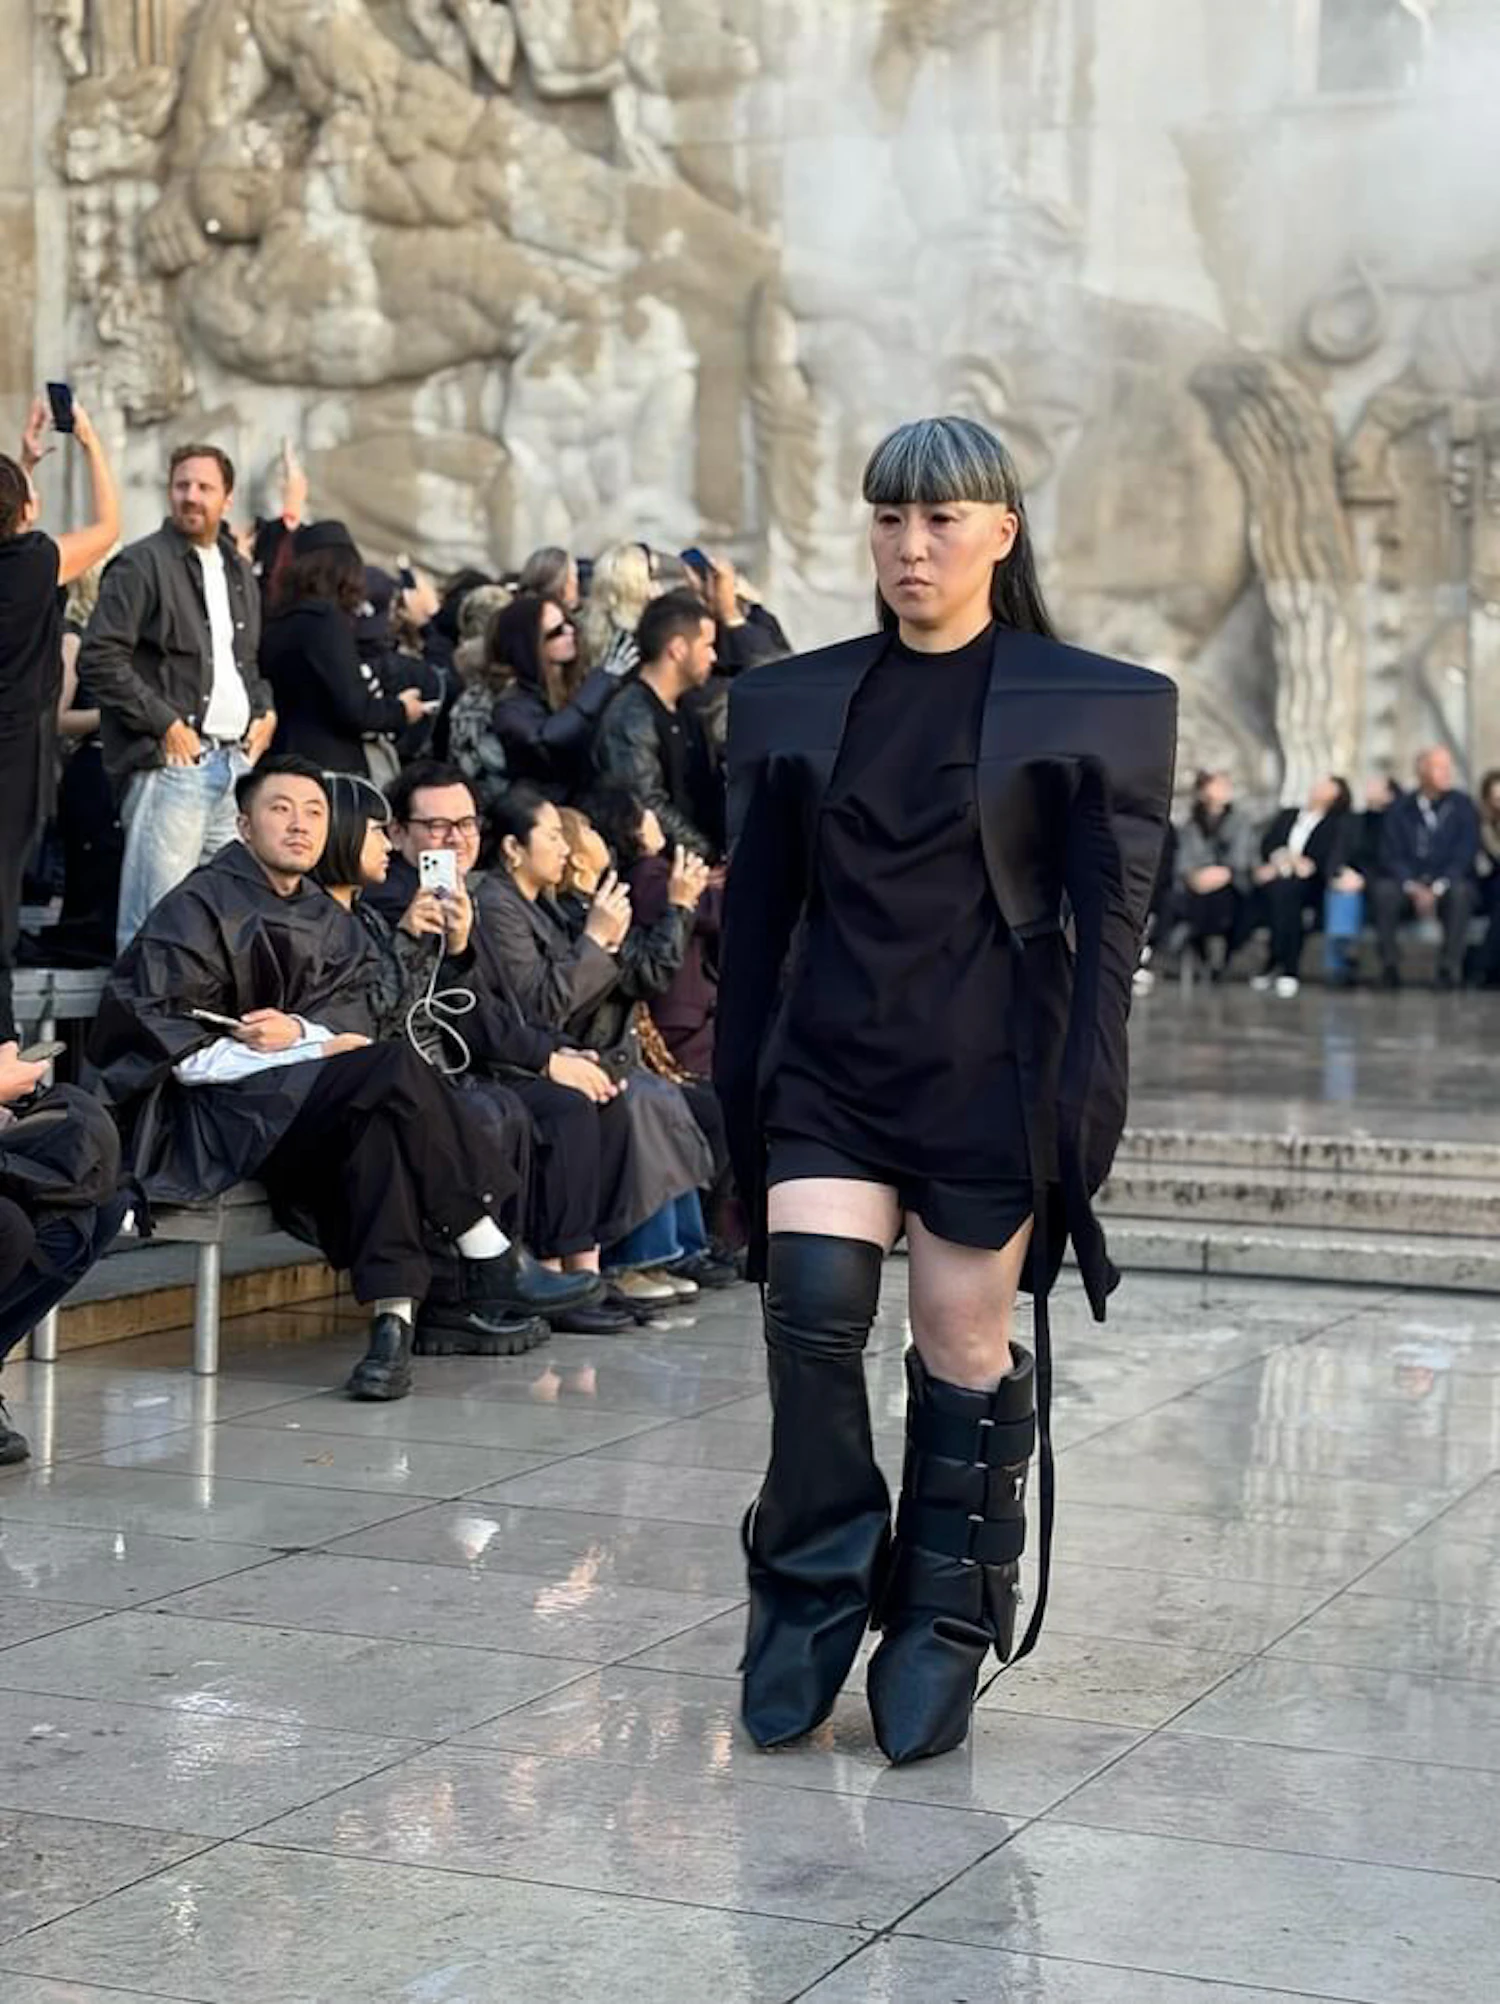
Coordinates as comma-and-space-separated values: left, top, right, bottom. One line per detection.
2, 394, 120, 1035
1371, 746, 1480, 990
577, 541, 659, 679
84, 442, 277, 952
1172, 769, 1258, 977
452, 592, 615, 808
1475, 769, 1500, 988
1249, 774, 1354, 995
592, 589, 724, 859
331, 768, 636, 1335
475, 785, 722, 1303
518, 546, 581, 613
261, 523, 425, 777
586, 784, 722, 1077
90, 757, 598, 1404
0, 1042, 130, 1466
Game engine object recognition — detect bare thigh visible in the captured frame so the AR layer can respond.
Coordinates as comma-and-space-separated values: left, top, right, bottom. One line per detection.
765, 1176, 901, 1251
906, 1213, 1032, 1390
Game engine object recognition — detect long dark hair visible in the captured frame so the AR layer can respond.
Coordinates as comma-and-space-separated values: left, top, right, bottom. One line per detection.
272, 543, 365, 616
862, 415, 1056, 638
584, 784, 650, 869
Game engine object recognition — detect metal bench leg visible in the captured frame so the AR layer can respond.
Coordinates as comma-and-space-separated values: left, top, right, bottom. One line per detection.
29, 1310, 59, 1363
193, 1242, 222, 1377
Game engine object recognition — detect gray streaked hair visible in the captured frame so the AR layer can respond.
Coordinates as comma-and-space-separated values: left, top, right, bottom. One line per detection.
862, 415, 1024, 508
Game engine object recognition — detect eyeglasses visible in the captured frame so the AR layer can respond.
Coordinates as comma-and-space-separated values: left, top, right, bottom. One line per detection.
406, 815, 479, 839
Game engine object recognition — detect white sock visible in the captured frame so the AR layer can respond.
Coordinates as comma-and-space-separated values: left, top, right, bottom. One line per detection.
373, 1297, 415, 1324
456, 1218, 511, 1261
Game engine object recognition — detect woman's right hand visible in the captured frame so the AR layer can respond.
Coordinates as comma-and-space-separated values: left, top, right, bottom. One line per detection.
399, 889, 447, 939
668, 845, 711, 910
546, 1050, 621, 1102
398, 688, 426, 726
584, 868, 632, 952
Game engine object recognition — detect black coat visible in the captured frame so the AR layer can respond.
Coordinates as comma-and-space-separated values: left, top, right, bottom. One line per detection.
715, 627, 1177, 1309
1379, 789, 1481, 886
88, 842, 377, 1208
491, 667, 618, 798
262, 600, 408, 776
1259, 807, 1353, 881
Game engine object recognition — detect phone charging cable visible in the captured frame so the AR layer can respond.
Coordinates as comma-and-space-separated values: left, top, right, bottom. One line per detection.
405, 934, 477, 1075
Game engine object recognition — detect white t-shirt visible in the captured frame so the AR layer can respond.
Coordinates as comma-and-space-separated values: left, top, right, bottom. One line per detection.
194, 542, 252, 742
1286, 808, 1324, 859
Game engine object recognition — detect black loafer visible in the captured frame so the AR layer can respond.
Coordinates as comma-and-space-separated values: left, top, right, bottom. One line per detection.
346, 1313, 414, 1402
550, 1298, 637, 1336
668, 1252, 741, 1291
464, 1246, 603, 1320
415, 1304, 550, 1356
0, 1397, 30, 1467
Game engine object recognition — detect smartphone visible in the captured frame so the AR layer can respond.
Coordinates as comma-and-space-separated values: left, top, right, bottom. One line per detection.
46, 382, 75, 434
397, 558, 418, 592
679, 546, 712, 576
420, 699, 442, 717
419, 849, 458, 896
17, 1040, 66, 1064
186, 1006, 245, 1032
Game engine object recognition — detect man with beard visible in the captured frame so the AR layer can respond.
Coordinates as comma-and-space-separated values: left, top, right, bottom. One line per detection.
80, 443, 277, 950
90, 756, 598, 1400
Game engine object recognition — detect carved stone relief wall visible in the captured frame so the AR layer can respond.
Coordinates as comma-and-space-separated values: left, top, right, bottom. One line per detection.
27, 0, 1500, 799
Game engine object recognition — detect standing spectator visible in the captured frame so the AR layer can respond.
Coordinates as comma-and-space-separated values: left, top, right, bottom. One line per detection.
592, 590, 723, 859
1172, 769, 1257, 978
0, 394, 120, 1039
518, 546, 581, 613
1249, 774, 1354, 995
1372, 746, 1479, 989
262, 523, 425, 779
451, 592, 615, 807
577, 542, 658, 678
82, 442, 277, 951
1476, 769, 1500, 988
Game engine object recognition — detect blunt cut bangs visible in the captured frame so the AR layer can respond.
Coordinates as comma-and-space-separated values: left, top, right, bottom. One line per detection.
862, 415, 1022, 510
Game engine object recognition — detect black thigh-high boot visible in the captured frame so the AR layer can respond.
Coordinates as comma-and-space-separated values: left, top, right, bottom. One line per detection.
867, 1344, 1036, 1764
741, 1232, 890, 1748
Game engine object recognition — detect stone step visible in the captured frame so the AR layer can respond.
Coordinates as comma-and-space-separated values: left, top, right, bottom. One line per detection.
1097, 1160, 1498, 1238
1097, 1218, 1500, 1294
1117, 1127, 1500, 1182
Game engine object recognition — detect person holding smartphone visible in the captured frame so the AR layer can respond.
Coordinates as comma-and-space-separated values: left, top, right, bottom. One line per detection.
0, 391, 120, 1045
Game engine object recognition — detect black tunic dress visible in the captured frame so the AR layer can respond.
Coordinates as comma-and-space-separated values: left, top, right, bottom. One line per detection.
765, 626, 1033, 1248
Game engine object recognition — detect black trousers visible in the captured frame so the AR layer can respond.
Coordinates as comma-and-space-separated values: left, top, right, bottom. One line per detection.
502, 1073, 621, 1260
258, 1042, 519, 1303
1177, 884, 1252, 957
0, 1192, 131, 1367
1260, 876, 1323, 976
1481, 876, 1500, 985
1371, 877, 1476, 981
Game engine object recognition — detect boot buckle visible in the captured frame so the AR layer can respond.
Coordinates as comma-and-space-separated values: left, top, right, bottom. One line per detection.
962, 1513, 985, 1566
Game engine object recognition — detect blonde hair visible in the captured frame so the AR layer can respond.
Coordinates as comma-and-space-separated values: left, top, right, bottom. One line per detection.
557, 807, 608, 897
578, 541, 654, 668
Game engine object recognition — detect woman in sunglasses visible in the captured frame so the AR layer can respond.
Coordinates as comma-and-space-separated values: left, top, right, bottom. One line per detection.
449, 590, 615, 808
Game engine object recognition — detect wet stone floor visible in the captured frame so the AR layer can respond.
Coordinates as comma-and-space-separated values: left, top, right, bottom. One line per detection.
1, 1269, 1499, 2002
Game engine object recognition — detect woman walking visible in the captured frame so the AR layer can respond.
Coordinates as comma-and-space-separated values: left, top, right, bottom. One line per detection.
715, 415, 1176, 1764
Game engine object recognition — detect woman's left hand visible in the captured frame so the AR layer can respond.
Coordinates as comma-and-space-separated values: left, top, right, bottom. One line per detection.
443, 882, 473, 954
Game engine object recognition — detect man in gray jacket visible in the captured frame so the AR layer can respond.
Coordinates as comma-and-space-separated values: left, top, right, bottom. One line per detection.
80, 443, 276, 948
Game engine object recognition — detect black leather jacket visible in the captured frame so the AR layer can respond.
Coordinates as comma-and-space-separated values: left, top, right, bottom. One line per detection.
592, 679, 720, 857
80, 521, 269, 781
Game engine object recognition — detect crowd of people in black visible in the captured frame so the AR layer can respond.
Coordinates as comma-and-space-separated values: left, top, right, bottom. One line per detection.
2, 398, 1497, 1465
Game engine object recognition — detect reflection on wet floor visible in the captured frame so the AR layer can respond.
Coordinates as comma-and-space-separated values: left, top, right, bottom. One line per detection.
1, 1268, 1499, 2001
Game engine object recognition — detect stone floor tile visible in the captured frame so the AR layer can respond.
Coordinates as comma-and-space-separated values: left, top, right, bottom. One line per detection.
0, 1981, 170, 2003
0, 1810, 204, 1946
975, 1631, 1248, 1728
1270, 1590, 1500, 1682
456, 1665, 1140, 1817
0, 1465, 424, 1548
259, 1743, 1012, 1927
1174, 1654, 1500, 1769
802, 1938, 1331, 2002
625, 1603, 751, 1677
904, 1821, 1500, 2002
0, 1600, 105, 1652
0, 1610, 587, 1739
0, 1524, 274, 1609
1349, 1524, 1500, 1604
1061, 1729, 1500, 1876
3, 1842, 862, 2003
159, 1549, 740, 1662
1045, 1560, 1322, 1653
0, 1362, 318, 1427
1057, 1501, 1400, 1588
80, 1423, 550, 1498
587, 1415, 778, 1473
0, 1687, 415, 1837
327, 1499, 743, 1595
223, 1389, 665, 1454
470, 1456, 760, 1527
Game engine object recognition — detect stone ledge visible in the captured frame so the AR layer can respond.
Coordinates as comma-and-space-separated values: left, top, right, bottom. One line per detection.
1095, 1220, 1500, 1293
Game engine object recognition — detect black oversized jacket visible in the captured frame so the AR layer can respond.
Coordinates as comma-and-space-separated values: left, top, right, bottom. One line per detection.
81, 523, 270, 782
262, 600, 408, 776
714, 627, 1177, 1312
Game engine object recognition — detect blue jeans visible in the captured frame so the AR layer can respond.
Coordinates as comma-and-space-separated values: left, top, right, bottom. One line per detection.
117, 748, 247, 951
605, 1191, 708, 1273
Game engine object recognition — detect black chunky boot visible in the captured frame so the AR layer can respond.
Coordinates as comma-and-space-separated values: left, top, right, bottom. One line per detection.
867, 1345, 1036, 1764
742, 1233, 891, 1749
346, 1312, 415, 1402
